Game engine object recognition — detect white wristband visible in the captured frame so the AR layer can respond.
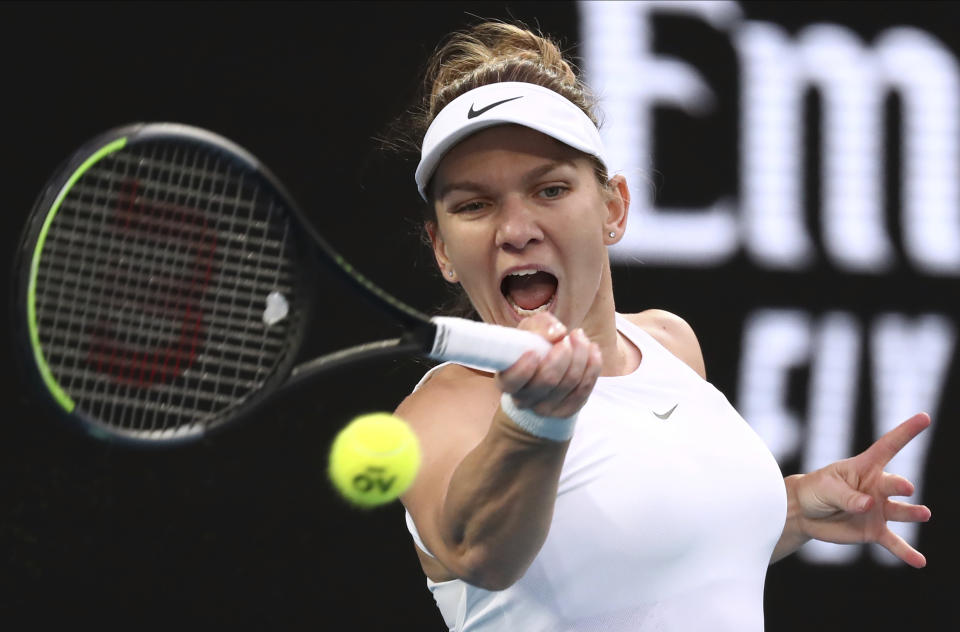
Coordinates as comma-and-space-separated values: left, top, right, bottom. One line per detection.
499, 392, 578, 442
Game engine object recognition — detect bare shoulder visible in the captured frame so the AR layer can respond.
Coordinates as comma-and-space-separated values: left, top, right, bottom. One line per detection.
395, 363, 499, 563
623, 310, 707, 379
396, 363, 499, 429
395, 363, 499, 469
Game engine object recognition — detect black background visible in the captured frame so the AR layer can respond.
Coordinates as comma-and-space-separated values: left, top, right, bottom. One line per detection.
1, 2, 955, 630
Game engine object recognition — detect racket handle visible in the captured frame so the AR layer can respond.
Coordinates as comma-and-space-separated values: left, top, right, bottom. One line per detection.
429, 316, 553, 370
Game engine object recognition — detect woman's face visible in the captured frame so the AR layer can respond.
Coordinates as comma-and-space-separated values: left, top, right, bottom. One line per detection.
428, 125, 626, 330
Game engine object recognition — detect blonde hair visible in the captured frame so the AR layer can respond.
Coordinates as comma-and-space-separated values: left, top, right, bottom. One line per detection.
383, 21, 606, 187
421, 22, 599, 129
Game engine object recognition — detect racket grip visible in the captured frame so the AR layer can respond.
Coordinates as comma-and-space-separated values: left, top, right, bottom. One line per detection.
429, 316, 553, 370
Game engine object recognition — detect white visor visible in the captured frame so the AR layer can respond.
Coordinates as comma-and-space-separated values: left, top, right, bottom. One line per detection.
415, 82, 609, 200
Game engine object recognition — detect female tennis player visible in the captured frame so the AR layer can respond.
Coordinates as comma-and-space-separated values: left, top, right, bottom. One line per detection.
394, 22, 931, 631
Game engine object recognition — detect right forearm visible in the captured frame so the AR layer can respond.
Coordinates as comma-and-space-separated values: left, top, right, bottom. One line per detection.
409, 315, 600, 589
438, 409, 570, 589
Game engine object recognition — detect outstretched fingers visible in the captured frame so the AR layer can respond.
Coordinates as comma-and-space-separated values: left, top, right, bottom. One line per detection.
884, 498, 932, 524
877, 528, 927, 569
878, 472, 915, 498
861, 413, 931, 468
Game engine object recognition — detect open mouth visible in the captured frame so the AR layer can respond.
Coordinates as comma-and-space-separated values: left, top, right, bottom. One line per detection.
501, 269, 558, 317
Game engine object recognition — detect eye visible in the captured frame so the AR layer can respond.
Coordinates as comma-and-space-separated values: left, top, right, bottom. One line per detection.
452, 200, 486, 214
538, 185, 569, 200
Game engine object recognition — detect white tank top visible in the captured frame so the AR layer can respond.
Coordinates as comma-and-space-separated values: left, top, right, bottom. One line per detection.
404, 314, 786, 631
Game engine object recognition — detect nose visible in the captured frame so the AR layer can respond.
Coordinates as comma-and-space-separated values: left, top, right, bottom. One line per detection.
495, 195, 544, 252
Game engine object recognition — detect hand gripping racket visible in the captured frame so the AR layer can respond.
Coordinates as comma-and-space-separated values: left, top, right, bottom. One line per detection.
13, 123, 550, 445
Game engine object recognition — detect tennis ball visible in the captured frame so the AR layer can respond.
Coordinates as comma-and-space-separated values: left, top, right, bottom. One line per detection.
328, 413, 421, 509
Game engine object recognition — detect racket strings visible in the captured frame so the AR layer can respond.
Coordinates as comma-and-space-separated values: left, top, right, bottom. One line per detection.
33, 141, 308, 438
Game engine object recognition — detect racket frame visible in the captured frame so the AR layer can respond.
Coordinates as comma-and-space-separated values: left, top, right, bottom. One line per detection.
13, 123, 546, 446
14, 123, 429, 444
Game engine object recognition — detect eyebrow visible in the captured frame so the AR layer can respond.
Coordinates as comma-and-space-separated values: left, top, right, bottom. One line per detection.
436, 159, 577, 202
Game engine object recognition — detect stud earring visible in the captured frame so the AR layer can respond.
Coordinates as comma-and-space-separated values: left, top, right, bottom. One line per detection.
608, 231, 616, 239
448, 269, 455, 278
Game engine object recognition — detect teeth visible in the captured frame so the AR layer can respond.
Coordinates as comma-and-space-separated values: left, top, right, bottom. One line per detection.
508, 269, 539, 277
515, 303, 551, 316
507, 293, 555, 316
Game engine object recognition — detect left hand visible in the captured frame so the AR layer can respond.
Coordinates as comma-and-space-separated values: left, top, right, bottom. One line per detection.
790, 412, 932, 568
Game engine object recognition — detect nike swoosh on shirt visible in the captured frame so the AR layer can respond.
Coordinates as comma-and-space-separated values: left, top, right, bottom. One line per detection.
467, 96, 524, 119
653, 404, 679, 420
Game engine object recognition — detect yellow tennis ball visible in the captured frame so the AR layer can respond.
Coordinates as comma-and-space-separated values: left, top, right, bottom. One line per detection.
328, 413, 421, 509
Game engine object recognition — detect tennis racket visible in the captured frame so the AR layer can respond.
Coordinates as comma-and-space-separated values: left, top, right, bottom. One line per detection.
13, 123, 550, 445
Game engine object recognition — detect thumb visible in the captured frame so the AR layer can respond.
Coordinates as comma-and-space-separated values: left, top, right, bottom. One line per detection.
845, 491, 874, 513
518, 311, 567, 343
797, 470, 875, 518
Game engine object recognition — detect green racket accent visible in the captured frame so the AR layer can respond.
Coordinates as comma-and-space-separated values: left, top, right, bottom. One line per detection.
26, 137, 128, 412
332, 253, 424, 321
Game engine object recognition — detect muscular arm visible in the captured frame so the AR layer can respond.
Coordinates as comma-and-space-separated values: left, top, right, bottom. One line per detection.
399, 375, 570, 589
399, 315, 601, 590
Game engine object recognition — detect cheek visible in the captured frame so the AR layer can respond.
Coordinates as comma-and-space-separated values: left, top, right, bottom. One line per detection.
443, 236, 493, 291
559, 208, 607, 255
443, 229, 482, 264
560, 218, 608, 287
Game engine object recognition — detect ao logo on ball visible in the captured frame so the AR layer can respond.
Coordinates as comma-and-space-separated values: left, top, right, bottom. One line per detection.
352, 465, 397, 494
328, 413, 421, 509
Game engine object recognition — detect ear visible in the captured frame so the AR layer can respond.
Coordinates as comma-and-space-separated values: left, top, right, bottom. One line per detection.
602, 175, 630, 245
425, 221, 458, 283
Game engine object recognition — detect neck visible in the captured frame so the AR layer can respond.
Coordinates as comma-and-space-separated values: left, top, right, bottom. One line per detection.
579, 265, 640, 377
